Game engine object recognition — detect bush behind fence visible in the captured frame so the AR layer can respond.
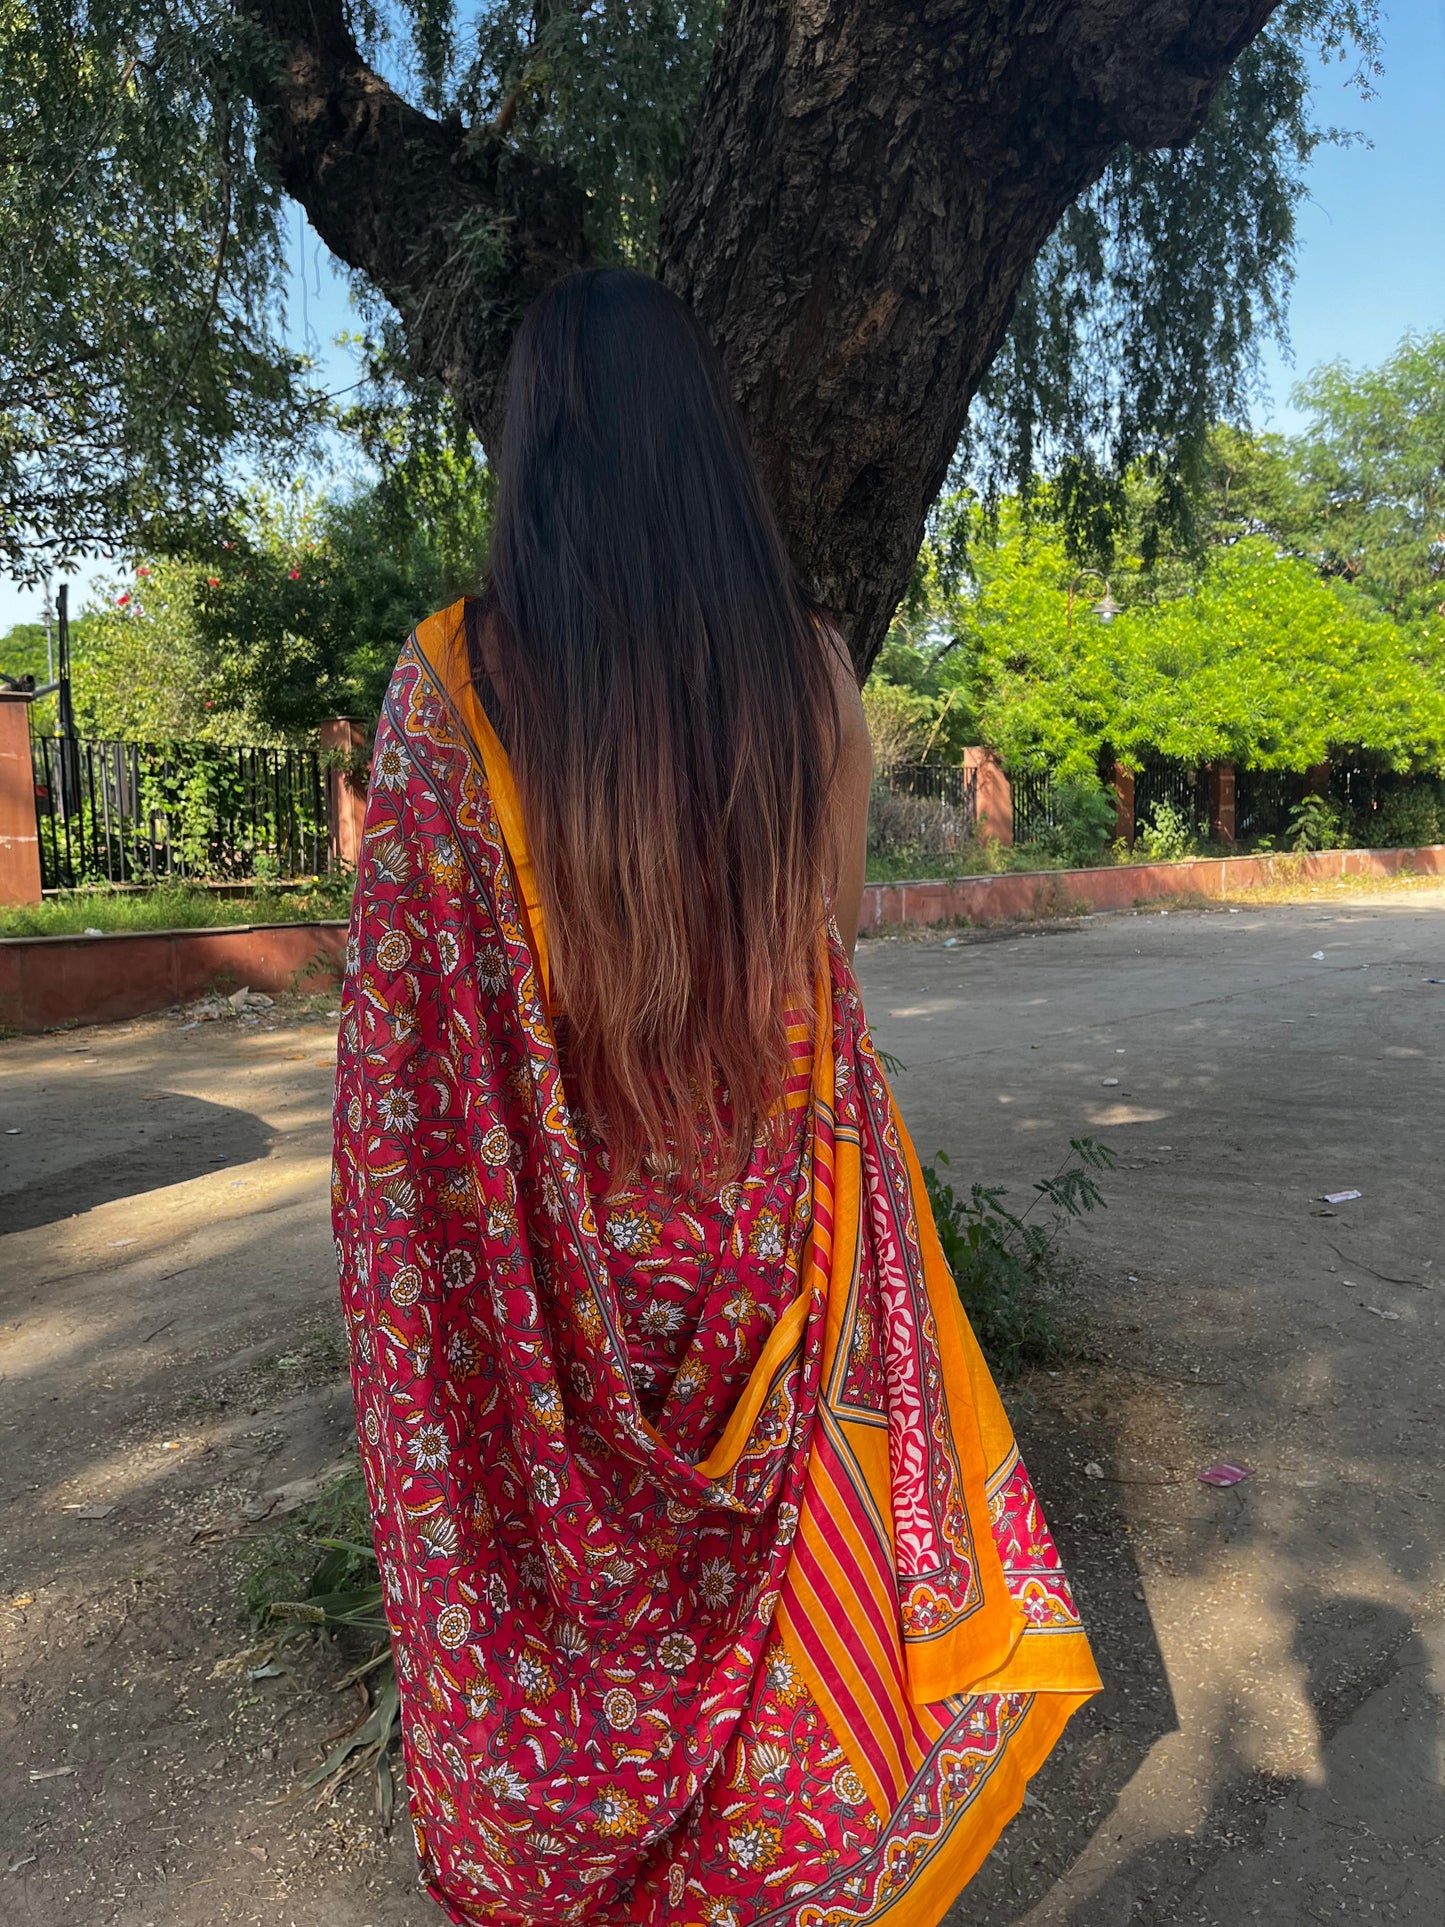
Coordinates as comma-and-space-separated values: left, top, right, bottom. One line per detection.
32, 735, 328, 891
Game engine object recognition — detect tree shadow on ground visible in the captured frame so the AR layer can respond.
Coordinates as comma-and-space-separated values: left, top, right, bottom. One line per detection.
0, 1086, 273, 1233
944, 1406, 1180, 1924
1060, 1595, 1445, 1925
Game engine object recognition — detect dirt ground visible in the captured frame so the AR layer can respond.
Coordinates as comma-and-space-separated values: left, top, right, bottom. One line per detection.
2, 882, 1442, 1925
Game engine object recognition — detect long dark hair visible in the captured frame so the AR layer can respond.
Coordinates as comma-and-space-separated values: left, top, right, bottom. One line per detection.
470, 267, 842, 1193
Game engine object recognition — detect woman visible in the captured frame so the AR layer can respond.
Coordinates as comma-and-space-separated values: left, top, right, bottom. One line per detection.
332, 268, 1098, 1927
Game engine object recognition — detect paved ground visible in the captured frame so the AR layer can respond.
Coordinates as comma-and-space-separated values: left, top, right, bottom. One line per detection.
1, 883, 1442, 1924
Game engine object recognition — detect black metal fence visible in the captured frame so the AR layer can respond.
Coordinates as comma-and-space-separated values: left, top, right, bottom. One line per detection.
868, 763, 978, 861
1132, 757, 1211, 841
1232, 767, 1309, 845
1010, 768, 1059, 845
31, 735, 328, 891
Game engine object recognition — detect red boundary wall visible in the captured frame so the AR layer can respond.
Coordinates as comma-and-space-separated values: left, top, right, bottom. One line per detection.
0, 921, 348, 1033
3, 845, 1443, 1033
860, 844, 1445, 932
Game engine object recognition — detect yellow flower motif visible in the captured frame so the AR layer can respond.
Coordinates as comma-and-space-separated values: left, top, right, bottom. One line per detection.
593, 1785, 645, 1837
727, 1821, 782, 1870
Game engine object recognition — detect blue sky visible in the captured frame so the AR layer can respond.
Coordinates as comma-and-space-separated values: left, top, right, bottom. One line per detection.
7, 2, 1442, 632
1254, 0, 1444, 431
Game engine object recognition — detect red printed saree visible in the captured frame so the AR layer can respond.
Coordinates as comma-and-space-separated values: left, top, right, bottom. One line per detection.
331, 604, 1100, 1927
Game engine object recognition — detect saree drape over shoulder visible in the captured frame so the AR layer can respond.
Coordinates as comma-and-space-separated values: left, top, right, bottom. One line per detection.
332, 604, 1100, 1927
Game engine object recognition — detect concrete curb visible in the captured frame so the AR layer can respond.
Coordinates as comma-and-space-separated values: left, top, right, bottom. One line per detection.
3, 844, 1442, 1031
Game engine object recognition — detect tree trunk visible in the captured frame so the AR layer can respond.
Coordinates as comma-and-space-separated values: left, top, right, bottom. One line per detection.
243, 0, 1281, 676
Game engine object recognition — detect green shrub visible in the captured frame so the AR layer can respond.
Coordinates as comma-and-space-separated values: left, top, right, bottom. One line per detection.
1288, 793, 1351, 852
1037, 777, 1117, 869
921, 1137, 1115, 1378
1358, 782, 1444, 850
1136, 798, 1200, 863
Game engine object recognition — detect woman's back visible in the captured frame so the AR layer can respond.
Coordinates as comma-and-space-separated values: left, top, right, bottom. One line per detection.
331, 269, 1098, 1927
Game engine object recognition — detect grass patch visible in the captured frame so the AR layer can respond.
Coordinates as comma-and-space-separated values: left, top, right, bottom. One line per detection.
240, 1469, 376, 1628
866, 842, 1068, 884
0, 872, 355, 939
238, 1467, 401, 1822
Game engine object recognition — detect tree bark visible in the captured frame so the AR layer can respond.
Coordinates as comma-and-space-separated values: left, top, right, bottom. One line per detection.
241, 0, 1281, 675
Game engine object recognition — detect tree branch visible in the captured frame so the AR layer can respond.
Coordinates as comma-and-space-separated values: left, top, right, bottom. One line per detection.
238, 0, 589, 447
239, 0, 1284, 672
659, 0, 1284, 670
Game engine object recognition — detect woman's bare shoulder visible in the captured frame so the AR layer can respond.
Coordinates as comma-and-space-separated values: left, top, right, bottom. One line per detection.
816, 617, 869, 760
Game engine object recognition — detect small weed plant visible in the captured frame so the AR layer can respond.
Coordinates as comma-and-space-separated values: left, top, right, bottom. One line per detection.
239, 1471, 398, 1820
1288, 793, 1350, 853
922, 1136, 1116, 1377
1135, 799, 1199, 863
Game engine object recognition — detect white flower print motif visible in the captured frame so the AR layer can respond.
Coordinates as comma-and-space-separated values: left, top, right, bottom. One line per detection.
375, 928, 412, 972
478, 1763, 529, 1802
376, 1084, 419, 1132
656, 1631, 697, 1674
371, 737, 409, 790
747, 1207, 785, 1262
530, 1464, 561, 1509
407, 1420, 450, 1471
476, 943, 509, 993
602, 1688, 638, 1731
697, 1558, 736, 1609
606, 1208, 655, 1256
441, 1249, 476, 1290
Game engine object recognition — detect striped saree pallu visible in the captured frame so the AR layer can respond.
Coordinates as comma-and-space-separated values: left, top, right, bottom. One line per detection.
332, 604, 1100, 1927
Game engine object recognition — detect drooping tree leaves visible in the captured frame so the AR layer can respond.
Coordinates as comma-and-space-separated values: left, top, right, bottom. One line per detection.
1, 0, 1385, 645
0, 3, 320, 580
963, 1, 1384, 561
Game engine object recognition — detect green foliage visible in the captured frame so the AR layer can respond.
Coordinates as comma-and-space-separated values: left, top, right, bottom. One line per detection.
2, 2, 1385, 578
0, 3, 316, 578
1287, 792, 1350, 852
1135, 799, 1200, 863
1286, 331, 1445, 622
1036, 777, 1118, 869
0, 618, 53, 683
860, 681, 937, 767
240, 1468, 377, 1626
908, 501, 1445, 778
71, 561, 260, 742
0, 872, 354, 940
965, 2, 1383, 557
239, 1465, 400, 1823
451, 1, 724, 263
921, 1138, 1116, 1379
195, 451, 491, 731
1357, 783, 1445, 851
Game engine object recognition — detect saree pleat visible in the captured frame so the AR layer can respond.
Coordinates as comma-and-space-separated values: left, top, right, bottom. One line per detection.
332, 603, 1100, 1927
